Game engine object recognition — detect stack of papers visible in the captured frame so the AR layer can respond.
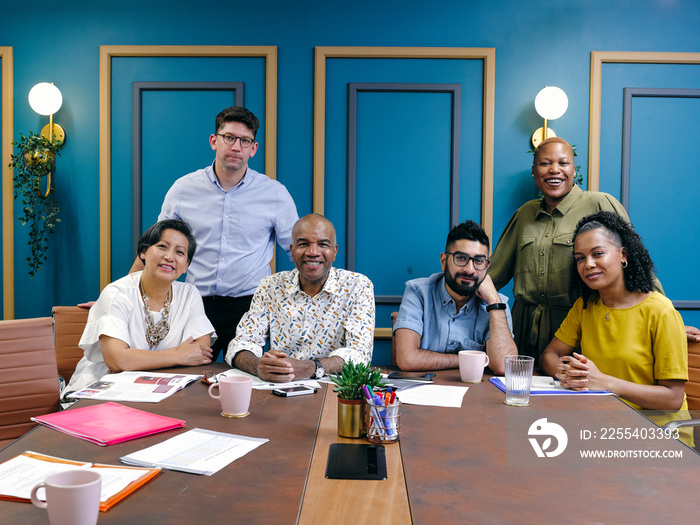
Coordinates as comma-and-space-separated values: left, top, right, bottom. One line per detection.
0, 452, 159, 511
396, 384, 469, 408
67, 371, 202, 403
32, 402, 186, 446
121, 428, 268, 475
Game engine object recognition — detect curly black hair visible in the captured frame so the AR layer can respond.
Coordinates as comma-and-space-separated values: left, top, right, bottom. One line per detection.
571, 211, 655, 307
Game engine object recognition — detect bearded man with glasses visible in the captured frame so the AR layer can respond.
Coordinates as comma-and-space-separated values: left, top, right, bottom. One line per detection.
129, 106, 298, 361
394, 220, 517, 374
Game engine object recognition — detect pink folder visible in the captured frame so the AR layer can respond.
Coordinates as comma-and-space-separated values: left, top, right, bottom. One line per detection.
32, 402, 186, 446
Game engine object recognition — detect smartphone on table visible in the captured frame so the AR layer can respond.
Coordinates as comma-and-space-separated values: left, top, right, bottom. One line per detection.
387, 371, 436, 381
272, 385, 318, 397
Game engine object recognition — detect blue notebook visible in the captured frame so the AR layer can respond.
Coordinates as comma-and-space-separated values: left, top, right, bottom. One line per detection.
489, 376, 611, 395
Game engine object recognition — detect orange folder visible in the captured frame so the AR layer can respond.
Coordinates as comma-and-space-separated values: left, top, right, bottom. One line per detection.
0, 451, 161, 511
32, 402, 185, 446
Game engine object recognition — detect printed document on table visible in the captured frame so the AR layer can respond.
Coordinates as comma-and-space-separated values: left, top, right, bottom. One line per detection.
121, 428, 268, 475
216, 368, 322, 391
396, 384, 469, 408
0, 451, 160, 511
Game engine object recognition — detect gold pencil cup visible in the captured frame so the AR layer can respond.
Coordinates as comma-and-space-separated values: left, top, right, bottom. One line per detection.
337, 399, 365, 438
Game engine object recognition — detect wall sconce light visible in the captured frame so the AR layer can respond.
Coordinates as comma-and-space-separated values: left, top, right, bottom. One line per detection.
531, 86, 568, 148
28, 82, 65, 144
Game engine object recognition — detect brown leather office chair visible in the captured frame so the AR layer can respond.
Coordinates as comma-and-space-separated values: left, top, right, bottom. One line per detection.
0, 317, 60, 448
662, 342, 700, 446
52, 306, 90, 384
685, 341, 700, 410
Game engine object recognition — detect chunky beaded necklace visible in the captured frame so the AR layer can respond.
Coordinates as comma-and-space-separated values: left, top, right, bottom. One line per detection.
140, 280, 171, 347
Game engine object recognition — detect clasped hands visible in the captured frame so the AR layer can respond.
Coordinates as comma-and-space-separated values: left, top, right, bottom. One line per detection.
257, 349, 312, 383
556, 352, 608, 392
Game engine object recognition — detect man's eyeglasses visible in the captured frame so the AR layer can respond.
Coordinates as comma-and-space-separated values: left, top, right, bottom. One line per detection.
445, 251, 490, 270
215, 134, 255, 148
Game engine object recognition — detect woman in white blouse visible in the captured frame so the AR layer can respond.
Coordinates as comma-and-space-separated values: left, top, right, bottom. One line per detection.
65, 219, 215, 394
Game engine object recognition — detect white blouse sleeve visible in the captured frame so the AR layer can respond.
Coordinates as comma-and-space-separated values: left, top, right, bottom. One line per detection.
79, 281, 137, 362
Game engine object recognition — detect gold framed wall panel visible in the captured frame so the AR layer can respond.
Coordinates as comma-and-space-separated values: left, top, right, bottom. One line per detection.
313, 46, 495, 340
313, 46, 495, 240
588, 51, 700, 191
99, 45, 278, 289
1, 47, 13, 319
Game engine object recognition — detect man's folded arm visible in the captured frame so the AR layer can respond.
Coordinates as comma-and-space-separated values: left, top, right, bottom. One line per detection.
395, 328, 459, 371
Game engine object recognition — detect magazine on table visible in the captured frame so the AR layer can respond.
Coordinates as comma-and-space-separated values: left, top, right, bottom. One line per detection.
66, 371, 202, 403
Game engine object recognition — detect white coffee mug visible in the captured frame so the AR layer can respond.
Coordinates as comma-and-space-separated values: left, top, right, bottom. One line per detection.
209, 375, 253, 418
458, 350, 490, 383
30, 469, 101, 525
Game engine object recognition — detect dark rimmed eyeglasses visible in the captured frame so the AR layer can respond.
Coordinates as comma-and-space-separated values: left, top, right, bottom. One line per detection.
215, 134, 255, 148
444, 251, 490, 270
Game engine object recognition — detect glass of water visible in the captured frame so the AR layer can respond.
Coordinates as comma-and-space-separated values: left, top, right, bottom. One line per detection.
504, 356, 534, 406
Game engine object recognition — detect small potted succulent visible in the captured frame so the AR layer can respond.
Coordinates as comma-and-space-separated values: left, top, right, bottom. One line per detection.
330, 361, 385, 438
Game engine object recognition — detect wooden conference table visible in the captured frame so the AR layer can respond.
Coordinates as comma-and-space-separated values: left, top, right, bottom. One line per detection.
2, 364, 700, 524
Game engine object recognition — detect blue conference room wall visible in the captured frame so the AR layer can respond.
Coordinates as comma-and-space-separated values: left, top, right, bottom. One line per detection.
1, 1, 699, 365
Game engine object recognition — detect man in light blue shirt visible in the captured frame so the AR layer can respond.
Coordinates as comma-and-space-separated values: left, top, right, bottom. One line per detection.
131, 107, 298, 360
394, 220, 517, 374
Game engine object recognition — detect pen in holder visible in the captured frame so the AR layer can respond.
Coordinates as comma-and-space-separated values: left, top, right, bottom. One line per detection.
364, 397, 400, 444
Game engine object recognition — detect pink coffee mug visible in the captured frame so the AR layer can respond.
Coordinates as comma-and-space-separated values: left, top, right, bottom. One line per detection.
209, 375, 253, 418
458, 350, 490, 383
30, 469, 101, 525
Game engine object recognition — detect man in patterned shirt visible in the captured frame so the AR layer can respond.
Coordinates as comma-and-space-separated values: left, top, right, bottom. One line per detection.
225, 214, 375, 382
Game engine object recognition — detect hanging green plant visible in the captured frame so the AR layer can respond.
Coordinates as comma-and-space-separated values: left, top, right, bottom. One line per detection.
9, 131, 64, 278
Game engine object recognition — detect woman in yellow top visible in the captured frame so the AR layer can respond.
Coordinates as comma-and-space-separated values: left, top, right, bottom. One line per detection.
541, 211, 687, 410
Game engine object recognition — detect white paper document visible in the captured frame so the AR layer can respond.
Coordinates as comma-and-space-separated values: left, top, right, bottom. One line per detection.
67, 371, 202, 403
0, 454, 90, 500
0, 452, 158, 505
216, 368, 322, 391
396, 384, 469, 408
120, 428, 268, 475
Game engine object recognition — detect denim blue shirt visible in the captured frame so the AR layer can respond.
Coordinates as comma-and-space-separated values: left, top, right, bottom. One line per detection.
159, 163, 298, 298
393, 272, 513, 353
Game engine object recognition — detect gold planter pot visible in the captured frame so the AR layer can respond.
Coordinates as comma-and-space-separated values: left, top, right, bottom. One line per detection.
337, 398, 365, 438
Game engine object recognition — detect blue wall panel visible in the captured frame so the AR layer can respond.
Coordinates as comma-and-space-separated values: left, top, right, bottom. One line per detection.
354, 91, 452, 295
600, 63, 700, 199
598, 63, 700, 328
110, 56, 267, 278
141, 90, 235, 231
324, 57, 483, 264
629, 96, 700, 327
